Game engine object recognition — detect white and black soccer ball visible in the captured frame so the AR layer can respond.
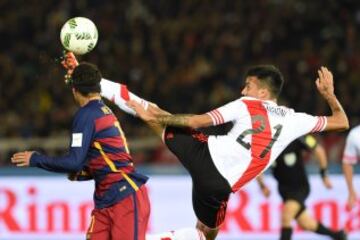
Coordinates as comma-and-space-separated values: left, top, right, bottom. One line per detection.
60, 17, 98, 55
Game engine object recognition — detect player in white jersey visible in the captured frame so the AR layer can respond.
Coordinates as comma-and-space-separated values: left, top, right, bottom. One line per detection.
62, 53, 348, 240
342, 125, 360, 209
127, 65, 349, 240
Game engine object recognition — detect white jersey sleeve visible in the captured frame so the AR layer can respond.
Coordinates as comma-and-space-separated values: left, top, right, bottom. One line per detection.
100, 78, 149, 116
206, 100, 243, 126
343, 128, 359, 165
287, 112, 327, 138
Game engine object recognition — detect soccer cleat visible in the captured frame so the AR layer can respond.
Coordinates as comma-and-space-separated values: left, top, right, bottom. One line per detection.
61, 51, 79, 84
334, 230, 347, 240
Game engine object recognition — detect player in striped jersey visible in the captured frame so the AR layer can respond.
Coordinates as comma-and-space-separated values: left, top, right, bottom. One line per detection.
127, 65, 349, 240
60, 52, 207, 240
11, 63, 150, 240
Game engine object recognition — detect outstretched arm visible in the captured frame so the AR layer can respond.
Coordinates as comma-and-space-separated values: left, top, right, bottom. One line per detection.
316, 67, 349, 131
156, 114, 214, 129
127, 100, 214, 129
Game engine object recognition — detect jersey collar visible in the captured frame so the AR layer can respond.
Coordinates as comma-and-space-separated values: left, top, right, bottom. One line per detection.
240, 96, 278, 106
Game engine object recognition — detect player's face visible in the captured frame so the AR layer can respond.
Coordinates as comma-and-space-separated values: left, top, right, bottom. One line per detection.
241, 77, 264, 98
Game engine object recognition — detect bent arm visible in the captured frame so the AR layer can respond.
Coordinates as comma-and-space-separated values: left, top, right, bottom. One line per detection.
323, 94, 349, 131
315, 67, 349, 131
30, 110, 94, 173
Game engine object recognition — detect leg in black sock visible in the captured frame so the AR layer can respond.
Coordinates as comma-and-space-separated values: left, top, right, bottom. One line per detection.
315, 223, 347, 240
280, 227, 292, 240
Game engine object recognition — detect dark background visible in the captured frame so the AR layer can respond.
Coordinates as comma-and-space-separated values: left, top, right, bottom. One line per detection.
0, 0, 359, 167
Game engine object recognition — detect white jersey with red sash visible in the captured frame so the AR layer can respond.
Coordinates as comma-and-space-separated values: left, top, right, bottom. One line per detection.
206, 96, 327, 192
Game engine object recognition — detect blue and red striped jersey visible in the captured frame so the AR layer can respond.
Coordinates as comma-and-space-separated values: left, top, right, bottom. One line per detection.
30, 99, 148, 209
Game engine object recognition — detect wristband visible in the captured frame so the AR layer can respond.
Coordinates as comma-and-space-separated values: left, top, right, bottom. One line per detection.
320, 168, 327, 178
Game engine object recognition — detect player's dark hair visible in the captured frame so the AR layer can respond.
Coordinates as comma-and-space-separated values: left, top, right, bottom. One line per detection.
244, 65, 284, 98
71, 62, 102, 95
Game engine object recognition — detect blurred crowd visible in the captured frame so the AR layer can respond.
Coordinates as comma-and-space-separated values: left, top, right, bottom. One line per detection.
0, 0, 359, 166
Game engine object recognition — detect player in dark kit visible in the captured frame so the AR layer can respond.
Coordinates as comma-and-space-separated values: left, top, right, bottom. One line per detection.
257, 135, 347, 240
11, 63, 150, 240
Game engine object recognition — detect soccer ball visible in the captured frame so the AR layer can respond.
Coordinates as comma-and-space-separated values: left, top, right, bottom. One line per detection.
60, 17, 98, 55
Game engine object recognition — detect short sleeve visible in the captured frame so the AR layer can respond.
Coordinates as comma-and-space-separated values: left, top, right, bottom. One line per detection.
343, 130, 359, 165
290, 112, 327, 137
206, 100, 243, 126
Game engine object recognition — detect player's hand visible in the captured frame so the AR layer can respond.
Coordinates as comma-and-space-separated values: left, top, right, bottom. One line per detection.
315, 66, 335, 99
61, 51, 79, 83
67, 172, 78, 181
11, 151, 34, 167
347, 191, 358, 210
127, 100, 156, 122
260, 185, 271, 198
321, 175, 333, 189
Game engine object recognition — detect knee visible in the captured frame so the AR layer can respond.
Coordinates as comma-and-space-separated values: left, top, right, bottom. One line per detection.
196, 222, 218, 240
281, 212, 293, 227
298, 220, 317, 231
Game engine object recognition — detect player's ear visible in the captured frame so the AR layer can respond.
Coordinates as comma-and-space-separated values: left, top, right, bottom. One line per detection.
71, 87, 77, 97
258, 88, 268, 99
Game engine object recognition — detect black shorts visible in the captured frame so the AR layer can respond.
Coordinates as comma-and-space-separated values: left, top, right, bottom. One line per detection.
163, 126, 232, 228
278, 185, 310, 219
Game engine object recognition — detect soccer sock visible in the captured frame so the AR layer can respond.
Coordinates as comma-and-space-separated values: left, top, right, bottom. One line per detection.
315, 223, 337, 238
146, 228, 205, 240
280, 227, 293, 240
100, 78, 149, 115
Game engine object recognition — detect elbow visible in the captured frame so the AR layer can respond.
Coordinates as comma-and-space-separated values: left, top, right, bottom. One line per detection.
331, 114, 349, 131
339, 115, 350, 131
337, 123, 349, 132
344, 117, 350, 130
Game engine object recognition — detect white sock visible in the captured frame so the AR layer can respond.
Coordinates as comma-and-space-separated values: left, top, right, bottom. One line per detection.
100, 78, 149, 116
146, 228, 205, 240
